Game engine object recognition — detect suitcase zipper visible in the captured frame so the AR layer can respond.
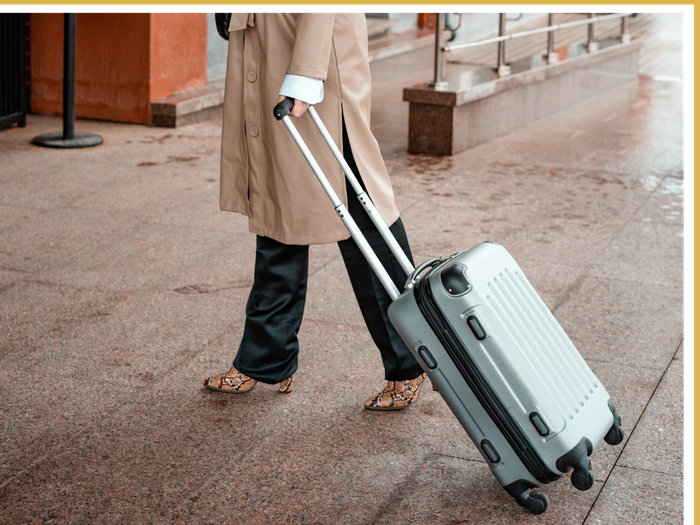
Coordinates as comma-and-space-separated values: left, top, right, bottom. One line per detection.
414, 275, 559, 484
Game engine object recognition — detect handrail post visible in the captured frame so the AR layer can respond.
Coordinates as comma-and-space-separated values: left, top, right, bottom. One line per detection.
430, 13, 448, 90
546, 13, 559, 63
587, 13, 599, 51
621, 14, 631, 43
496, 13, 511, 76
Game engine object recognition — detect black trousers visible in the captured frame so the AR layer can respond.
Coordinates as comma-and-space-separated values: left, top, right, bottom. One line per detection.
232, 127, 424, 384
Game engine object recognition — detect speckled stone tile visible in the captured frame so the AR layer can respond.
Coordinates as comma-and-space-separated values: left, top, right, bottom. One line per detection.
616, 359, 683, 476
0, 268, 23, 288
399, 198, 486, 257
0, 284, 249, 383
370, 45, 433, 160
0, 376, 138, 487
583, 466, 683, 524
0, 285, 250, 482
168, 438, 428, 525
0, 207, 140, 276
590, 218, 683, 288
632, 172, 684, 226
0, 157, 119, 211
66, 161, 230, 232
167, 325, 477, 525
0, 279, 130, 361
0, 207, 112, 275
0, 203, 45, 234
0, 318, 455, 524
373, 453, 602, 525
567, 135, 681, 180
0, 387, 251, 523
0, 114, 225, 173
553, 276, 682, 369
467, 80, 682, 174
584, 361, 665, 481
0, 329, 273, 521
397, 160, 653, 269
674, 340, 683, 361
302, 318, 483, 460
0, 207, 252, 292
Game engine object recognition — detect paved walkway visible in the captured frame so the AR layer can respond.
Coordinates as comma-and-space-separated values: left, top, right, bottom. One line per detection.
0, 13, 685, 525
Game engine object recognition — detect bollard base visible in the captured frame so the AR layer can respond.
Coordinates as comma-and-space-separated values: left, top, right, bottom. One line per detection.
32, 131, 103, 149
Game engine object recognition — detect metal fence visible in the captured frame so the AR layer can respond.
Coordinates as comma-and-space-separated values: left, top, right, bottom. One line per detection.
431, 13, 633, 88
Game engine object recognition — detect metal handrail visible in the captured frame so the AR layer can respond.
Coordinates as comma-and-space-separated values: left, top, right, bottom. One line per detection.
430, 12, 634, 87
443, 12, 633, 53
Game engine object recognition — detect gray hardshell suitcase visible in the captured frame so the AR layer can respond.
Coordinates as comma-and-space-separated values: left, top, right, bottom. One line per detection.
273, 99, 624, 514
388, 244, 624, 513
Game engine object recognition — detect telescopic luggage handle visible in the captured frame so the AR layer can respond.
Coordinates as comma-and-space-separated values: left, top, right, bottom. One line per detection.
273, 98, 414, 301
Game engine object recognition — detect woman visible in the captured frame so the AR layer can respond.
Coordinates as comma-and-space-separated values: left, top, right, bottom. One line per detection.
204, 13, 426, 410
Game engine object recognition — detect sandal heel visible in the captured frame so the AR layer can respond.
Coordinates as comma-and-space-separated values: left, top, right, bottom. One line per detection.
279, 376, 294, 394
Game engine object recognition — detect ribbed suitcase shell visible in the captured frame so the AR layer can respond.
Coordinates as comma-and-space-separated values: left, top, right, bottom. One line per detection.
388, 242, 618, 510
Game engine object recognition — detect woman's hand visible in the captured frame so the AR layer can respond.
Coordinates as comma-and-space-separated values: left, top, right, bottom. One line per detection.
277, 95, 310, 118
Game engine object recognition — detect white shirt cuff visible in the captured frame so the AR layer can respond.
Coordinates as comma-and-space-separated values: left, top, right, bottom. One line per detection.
279, 74, 324, 105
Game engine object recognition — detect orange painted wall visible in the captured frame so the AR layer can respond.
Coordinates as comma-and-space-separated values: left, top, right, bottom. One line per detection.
30, 13, 208, 124
149, 13, 208, 101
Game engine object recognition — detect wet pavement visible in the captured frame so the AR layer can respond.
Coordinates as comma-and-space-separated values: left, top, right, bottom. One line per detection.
0, 13, 686, 525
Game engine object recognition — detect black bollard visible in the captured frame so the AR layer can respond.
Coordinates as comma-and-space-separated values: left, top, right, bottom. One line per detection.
33, 13, 103, 148
62, 12, 75, 140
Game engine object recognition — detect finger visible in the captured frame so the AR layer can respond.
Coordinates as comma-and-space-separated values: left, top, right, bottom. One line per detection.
291, 100, 310, 118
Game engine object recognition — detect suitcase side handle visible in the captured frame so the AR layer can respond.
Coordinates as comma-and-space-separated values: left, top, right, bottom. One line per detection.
274, 101, 401, 301
405, 257, 442, 289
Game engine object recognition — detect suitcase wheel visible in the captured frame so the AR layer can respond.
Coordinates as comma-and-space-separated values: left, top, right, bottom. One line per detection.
604, 415, 624, 446
570, 456, 595, 491
604, 399, 624, 446
516, 490, 549, 515
604, 420, 624, 446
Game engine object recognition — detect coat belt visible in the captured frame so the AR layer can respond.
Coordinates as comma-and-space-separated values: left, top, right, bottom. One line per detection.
229, 13, 255, 32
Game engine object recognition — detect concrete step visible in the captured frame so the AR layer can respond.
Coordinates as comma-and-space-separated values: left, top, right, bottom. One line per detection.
368, 27, 437, 63
150, 79, 225, 128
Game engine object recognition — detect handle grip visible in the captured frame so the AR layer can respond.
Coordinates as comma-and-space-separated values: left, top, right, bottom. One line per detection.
273, 98, 295, 120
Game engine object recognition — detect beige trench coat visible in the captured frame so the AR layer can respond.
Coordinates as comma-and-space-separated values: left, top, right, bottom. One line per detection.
219, 13, 400, 245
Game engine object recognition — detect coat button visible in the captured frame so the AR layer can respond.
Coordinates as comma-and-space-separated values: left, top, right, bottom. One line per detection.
246, 71, 257, 82
248, 127, 259, 137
